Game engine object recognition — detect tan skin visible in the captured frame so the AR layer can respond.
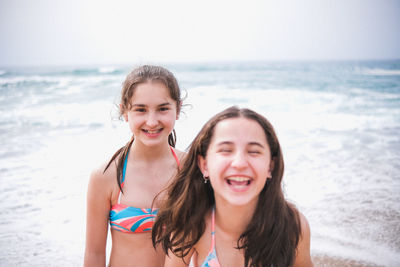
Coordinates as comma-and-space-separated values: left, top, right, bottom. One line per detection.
84, 82, 184, 267
164, 207, 312, 267
164, 118, 313, 267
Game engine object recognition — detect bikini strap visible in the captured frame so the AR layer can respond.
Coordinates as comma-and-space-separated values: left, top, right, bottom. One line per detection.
170, 146, 180, 167
118, 147, 177, 204
210, 207, 216, 252
121, 149, 130, 185
117, 150, 130, 204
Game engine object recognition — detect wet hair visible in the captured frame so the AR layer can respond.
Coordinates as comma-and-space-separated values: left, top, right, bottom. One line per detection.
104, 65, 182, 192
152, 106, 301, 267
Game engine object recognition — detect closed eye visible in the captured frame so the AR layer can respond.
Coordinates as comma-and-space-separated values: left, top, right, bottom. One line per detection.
217, 146, 233, 154
159, 107, 170, 112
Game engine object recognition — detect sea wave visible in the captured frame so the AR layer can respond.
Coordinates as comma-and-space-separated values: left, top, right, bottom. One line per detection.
71, 66, 125, 75
360, 68, 400, 76
98, 66, 118, 74
0, 74, 122, 88
1, 61, 399, 267
0, 75, 61, 85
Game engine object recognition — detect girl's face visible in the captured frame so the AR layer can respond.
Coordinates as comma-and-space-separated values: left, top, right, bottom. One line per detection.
123, 81, 178, 147
198, 117, 273, 208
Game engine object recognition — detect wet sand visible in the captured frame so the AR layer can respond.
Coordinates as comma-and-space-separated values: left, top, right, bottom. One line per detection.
312, 255, 382, 267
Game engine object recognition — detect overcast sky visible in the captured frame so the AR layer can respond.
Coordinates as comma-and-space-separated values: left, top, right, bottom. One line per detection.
0, 0, 399, 67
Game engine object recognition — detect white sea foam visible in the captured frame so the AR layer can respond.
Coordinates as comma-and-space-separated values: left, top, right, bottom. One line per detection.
0, 73, 122, 88
0, 75, 59, 84
311, 225, 400, 266
361, 68, 400, 76
1, 62, 399, 266
59, 85, 82, 95
98, 66, 117, 73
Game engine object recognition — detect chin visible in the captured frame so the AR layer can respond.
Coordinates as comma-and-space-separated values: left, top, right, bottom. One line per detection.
223, 196, 259, 208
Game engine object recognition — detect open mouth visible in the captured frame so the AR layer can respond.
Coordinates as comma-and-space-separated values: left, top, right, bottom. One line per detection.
226, 176, 252, 187
143, 128, 163, 135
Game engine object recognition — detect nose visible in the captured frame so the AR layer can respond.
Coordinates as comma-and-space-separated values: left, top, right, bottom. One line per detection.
231, 151, 248, 169
146, 112, 159, 128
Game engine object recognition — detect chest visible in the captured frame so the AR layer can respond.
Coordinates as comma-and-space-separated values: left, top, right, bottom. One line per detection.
118, 161, 176, 207
195, 224, 245, 267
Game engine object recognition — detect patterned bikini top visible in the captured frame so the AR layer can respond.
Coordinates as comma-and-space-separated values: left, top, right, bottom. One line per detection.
109, 147, 180, 233
201, 208, 221, 267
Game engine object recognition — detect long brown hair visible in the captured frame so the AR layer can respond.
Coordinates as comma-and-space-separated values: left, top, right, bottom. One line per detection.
104, 65, 182, 192
152, 106, 301, 267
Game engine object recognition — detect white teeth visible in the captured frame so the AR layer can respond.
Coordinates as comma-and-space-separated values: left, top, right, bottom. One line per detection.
228, 177, 250, 182
145, 129, 160, 134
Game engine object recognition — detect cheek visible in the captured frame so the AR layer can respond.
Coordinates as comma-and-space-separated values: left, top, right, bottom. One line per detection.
207, 156, 230, 177
169, 116, 177, 126
128, 116, 144, 130
162, 113, 177, 125
255, 160, 271, 178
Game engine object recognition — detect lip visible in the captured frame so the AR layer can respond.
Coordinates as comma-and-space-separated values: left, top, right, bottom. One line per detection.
142, 128, 163, 138
226, 175, 252, 192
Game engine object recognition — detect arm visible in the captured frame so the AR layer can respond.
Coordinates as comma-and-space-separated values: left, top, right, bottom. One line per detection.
84, 167, 112, 267
294, 212, 313, 267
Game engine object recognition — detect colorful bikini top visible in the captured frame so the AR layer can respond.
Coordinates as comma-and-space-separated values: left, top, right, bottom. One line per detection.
201, 208, 221, 267
109, 147, 180, 234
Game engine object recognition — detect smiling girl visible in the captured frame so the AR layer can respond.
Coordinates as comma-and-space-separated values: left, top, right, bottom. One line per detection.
152, 106, 313, 267
84, 65, 185, 267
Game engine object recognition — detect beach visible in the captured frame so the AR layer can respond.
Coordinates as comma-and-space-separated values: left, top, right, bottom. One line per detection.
0, 61, 399, 266
312, 255, 382, 267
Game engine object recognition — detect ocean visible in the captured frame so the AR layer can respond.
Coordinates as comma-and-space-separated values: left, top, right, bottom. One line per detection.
0, 61, 399, 266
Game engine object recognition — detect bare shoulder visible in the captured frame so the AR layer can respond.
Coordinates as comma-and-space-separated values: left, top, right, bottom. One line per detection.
294, 211, 313, 267
88, 159, 118, 194
173, 148, 187, 162
298, 211, 310, 237
165, 210, 210, 267
190, 210, 212, 265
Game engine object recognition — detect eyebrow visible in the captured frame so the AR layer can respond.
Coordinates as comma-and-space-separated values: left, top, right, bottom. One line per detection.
131, 102, 172, 108
216, 141, 233, 146
248, 142, 265, 148
216, 141, 265, 148
159, 102, 172, 107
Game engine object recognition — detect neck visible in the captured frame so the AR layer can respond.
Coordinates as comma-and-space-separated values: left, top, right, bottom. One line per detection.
129, 140, 171, 161
214, 200, 258, 239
